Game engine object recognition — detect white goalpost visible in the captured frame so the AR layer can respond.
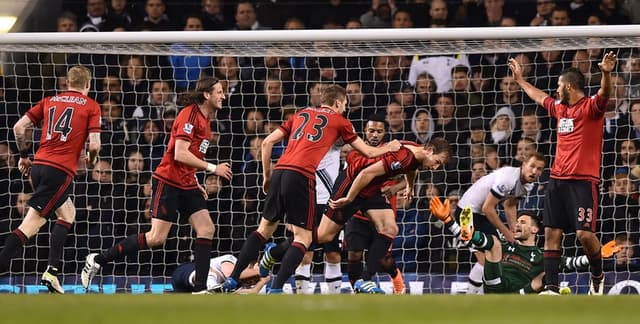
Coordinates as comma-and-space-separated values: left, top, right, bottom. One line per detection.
0, 25, 639, 294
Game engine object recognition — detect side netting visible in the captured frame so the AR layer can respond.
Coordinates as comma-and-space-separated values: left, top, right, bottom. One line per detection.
0, 26, 639, 294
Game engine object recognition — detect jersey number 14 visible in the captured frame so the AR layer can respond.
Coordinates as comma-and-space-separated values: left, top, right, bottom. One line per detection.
46, 106, 74, 142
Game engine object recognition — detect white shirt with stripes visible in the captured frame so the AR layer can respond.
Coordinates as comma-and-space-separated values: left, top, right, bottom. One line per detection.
458, 166, 534, 214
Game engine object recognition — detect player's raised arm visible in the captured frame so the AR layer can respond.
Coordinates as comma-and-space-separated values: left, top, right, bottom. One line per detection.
508, 58, 548, 106
350, 138, 401, 158
597, 51, 617, 98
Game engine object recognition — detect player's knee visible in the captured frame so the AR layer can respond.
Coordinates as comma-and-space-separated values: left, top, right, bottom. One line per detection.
576, 230, 596, 244
145, 233, 167, 247
195, 224, 215, 239
347, 251, 363, 263
380, 224, 398, 238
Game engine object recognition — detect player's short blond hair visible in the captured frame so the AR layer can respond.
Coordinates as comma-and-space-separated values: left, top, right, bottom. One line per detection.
66, 65, 92, 89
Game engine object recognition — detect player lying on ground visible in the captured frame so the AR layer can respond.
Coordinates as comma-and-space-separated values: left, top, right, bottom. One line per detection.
431, 197, 545, 294
172, 254, 268, 294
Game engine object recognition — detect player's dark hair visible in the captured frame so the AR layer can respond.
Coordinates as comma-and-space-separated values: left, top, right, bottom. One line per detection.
560, 67, 585, 90
517, 210, 541, 228
426, 137, 451, 157
177, 76, 220, 106
320, 84, 346, 107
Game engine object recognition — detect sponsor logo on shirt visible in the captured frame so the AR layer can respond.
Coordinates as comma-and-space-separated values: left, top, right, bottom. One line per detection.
199, 139, 210, 154
558, 118, 574, 134
183, 123, 194, 134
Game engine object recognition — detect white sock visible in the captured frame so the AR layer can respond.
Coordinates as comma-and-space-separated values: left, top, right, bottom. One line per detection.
324, 262, 343, 294
295, 263, 312, 294
468, 262, 484, 295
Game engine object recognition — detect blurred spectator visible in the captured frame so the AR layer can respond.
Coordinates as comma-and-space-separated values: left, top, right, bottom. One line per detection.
385, 102, 415, 142
137, 120, 166, 171
489, 106, 516, 164
99, 74, 123, 104
414, 72, 436, 107
57, 11, 79, 32
550, 7, 571, 26
391, 8, 414, 28
233, 0, 267, 30
428, 0, 449, 28
120, 55, 150, 117
568, 0, 594, 25
530, 0, 556, 26
621, 0, 640, 24
513, 137, 537, 166
345, 81, 376, 134
201, 0, 231, 30
109, 0, 135, 29
595, 0, 630, 25
603, 139, 640, 180
431, 92, 460, 147
572, 50, 601, 92
139, 0, 174, 31
600, 174, 639, 244
360, 0, 397, 28
621, 52, 640, 99
80, 0, 121, 32
131, 80, 176, 134
169, 15, 215, 91
410, 108, 434, 145
408, 53, 470, 93
99, 98, 129, 169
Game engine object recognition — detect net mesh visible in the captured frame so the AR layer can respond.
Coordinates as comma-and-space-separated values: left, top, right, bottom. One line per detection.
0, 29, 639, 293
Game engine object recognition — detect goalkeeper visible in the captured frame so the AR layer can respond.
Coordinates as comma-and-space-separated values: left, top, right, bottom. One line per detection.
430, 197, 545, 294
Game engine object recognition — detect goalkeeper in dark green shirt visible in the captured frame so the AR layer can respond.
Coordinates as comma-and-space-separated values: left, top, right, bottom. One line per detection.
430, 197, 545, 294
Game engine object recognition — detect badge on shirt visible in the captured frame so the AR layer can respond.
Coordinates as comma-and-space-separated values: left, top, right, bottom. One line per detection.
390, 161, 401, 171
558, 118, 574, 134
183, 123, 194, 134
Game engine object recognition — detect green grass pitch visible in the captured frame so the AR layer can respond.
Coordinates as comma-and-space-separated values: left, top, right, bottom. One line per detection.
1, 294, 638, 324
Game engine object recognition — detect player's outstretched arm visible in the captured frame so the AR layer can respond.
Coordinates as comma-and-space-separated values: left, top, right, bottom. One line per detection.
350, 138, 401, 158
597, 51, 617, 98
508, 58, 548, 106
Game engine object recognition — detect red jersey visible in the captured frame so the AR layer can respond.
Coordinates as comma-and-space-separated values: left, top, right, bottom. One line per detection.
543, 94, 608, 182
275, 107, 358, 179
26, 90, 101, 176
346, 142, 420, 198
154, 104, 211, 190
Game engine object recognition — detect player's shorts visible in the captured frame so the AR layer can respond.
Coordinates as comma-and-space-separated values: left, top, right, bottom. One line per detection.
171, 262, 196, 293
325, 173, 391, 225
263, 169, 316, 230
309, 204, 341, 252
543, 178, 598, 232
344, 216, 376, 252
150, 178, 207, 223
29, 164, 74, 218
483, 260, 518, 293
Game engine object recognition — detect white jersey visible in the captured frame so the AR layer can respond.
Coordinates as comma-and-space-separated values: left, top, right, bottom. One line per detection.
187, 254, 237, 290
407, 54, 470, 93
458, 166, 534, 214
316, 144, 341, 204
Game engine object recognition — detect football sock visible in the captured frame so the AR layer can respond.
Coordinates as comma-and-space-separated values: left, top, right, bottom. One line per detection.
445, 220, 462, 237
271, 237, 292, 261
48, 219, 72, 270
324, 262, 342, 294
586, 250, 603, 278
470, 231, 493, 250
563, 255, 589, 270
347, 259, 363, 286
230, 231, 266, 281
97, 233, 147, 266
295, 263, 312, 294
0, 229, 28, 272
272, 241, 306, 289
367, 233, 393, 276
193, 237, 213, 291
468, 262, 484, 294
543, 249, 562, 292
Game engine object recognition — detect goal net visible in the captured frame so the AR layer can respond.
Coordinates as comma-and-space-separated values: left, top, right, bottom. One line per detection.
0, 26, 639, 294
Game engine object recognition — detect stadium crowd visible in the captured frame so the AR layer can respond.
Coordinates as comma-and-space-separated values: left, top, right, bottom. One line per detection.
0, 0, 639, 283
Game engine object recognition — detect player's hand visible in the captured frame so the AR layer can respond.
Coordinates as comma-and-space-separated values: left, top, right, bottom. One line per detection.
85, 151, 96, 167
429, 196, 451, 221
386, 140, 402, 152
381, 185, 394, 198
197, 183, 208, 200
501, 230, 516, 243
18, 157, 32, 177
329, 197, 352, 209
508, 58, 523, 82
598, 51, 617, 73
403, 185, 413, 202
214, 162, 232, 180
